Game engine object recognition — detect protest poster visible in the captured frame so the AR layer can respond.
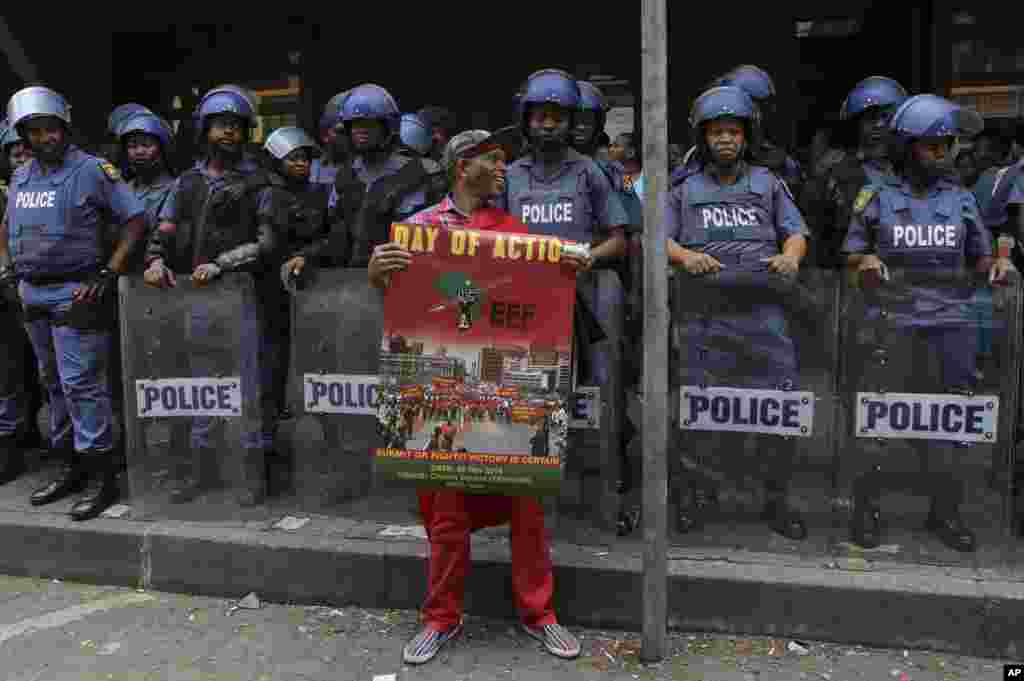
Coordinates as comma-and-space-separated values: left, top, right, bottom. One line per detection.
375, 222, 578, 495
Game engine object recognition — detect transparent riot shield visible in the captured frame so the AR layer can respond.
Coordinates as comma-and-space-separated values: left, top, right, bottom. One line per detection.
670, 267, 840, 551
836, 268, 1021, 562
283, 268, 385, 512
120, 274, 267, 520
561, 269, 626, 538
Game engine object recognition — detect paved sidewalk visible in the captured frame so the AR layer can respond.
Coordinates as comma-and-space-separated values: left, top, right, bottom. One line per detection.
0, 577, 1016, 681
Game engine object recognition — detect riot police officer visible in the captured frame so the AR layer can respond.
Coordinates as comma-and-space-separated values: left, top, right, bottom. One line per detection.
666, 85, 810, 540
265, 126, 332, 427
311, 90, 352, 187
116, 112, 176, 273
499, 69, 630, 385
331, 84, 447, 267
0, 86, 148, 520
800, 77, 908, 268
843, 94, 1011, 552
143, 85, 283, 505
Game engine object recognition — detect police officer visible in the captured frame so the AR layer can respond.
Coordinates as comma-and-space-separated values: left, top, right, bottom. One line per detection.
714, 65, 805, 196
0, 86, 148, 520
800, 77, 908, 268
143, 85, 283, 505
115, 112, 176, 273
665, 85, 810, 540
499, 69, 630, 386
571, 79, 643, 531
843, 94, 1011, 552
265, 126, 332, 427
311, 90, 352, 187
331, 84, 447, 267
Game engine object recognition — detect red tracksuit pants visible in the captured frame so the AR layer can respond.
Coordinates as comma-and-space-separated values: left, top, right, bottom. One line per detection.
418, 490, 557, 631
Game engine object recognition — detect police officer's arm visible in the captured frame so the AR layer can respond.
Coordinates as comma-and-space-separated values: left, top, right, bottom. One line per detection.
963, 192, 1012, 283
209, 187, 279, 274
843, 189, 884, 274
143, 179, 180, 288
586, 166, 629, 266
74, 162, 148, 303
762, 178, 808, 275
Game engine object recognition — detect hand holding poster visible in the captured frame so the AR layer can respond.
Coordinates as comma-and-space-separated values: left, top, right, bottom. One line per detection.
375, 223, 578, 496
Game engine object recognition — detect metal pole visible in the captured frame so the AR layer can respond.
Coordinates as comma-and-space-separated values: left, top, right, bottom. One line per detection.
640, 0, 669, 663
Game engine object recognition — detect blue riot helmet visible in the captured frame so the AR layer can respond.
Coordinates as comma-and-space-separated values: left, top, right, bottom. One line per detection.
339, 84, 400, 152
716, 64, 776, 102
516, 68, 580, 153
195, 87, 256, 148
889, 94, 983, 141
689, 86, 758, 165
573, 81, 608, 152
264, 126, 321, 161
117, 112, 173, 149
117, 112, 173, 177
840, 76, 909, 121
399, 113, 433, 157
208, 84, 259, 116
889, 94, 983, 180
7, 86, 71, 133
108, 103, 152, 138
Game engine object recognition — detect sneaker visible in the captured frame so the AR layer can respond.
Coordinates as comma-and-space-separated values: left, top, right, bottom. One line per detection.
402, 622, 462, 665
521, 623, 581, 659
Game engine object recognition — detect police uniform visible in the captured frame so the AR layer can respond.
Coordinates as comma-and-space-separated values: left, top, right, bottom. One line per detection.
843, 175, 992, 550
124, 172, 175, 274
148, 155, 282, 503
667, 162, 810, 537
498, 147, 630, 385
329, 152, 445, 267
800, 150, 897, 268
8, 146, 144, 491
0, 185, 30, 475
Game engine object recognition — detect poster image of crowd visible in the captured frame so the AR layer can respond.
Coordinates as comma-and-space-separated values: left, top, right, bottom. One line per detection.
374, 224, 578, 496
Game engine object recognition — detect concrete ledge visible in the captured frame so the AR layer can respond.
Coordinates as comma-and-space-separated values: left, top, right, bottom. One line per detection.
0, 509, 1019, 659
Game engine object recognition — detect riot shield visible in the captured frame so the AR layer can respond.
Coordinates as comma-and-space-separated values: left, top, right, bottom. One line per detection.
284, 268, 385, 510
670, 267, 840, 549
120, 274, 267, 519
836, 268, 1021, 560
562, 269, 625, 536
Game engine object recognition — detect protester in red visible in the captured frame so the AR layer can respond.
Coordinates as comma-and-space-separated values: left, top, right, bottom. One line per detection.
368, 127, 586, 665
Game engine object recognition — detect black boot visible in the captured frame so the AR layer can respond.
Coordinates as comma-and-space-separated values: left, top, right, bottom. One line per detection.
927, 502, 976, 553
0, 435, 25, 485
70, 454, 119, 521
30, 451, 88, 506
850, 499, 882, 549
762, 495, 808, 541
168, 450, 205, 504
675, 482, 715, 534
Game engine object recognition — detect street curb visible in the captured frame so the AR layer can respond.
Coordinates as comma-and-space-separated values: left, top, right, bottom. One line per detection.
0, 510, 1020, 659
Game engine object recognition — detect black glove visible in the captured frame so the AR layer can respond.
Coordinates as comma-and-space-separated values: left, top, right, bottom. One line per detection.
78, 268, 119, 304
